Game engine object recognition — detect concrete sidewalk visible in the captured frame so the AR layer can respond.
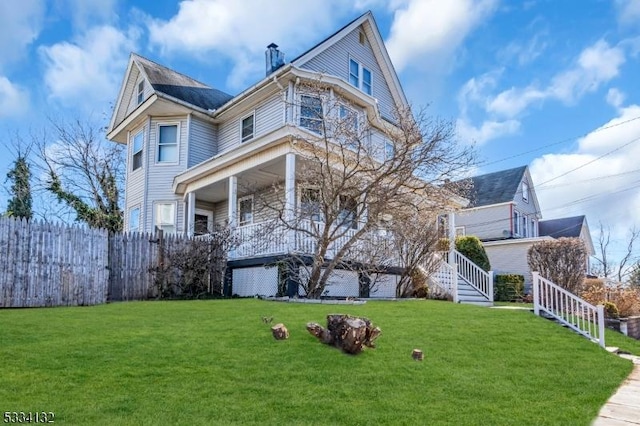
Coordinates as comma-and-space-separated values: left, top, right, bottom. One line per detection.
592, 351, 640, 425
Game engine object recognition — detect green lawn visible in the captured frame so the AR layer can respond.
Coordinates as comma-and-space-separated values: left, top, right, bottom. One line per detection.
0, 299, 636, 425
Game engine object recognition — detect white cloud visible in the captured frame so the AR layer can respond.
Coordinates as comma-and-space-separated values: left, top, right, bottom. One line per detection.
606, 88, 626, 109
147, 0, 354, 89
0, 76, 29, 118
530, 105, 640, 252
64, 0, 118, 29
0, 0, 45, 68
615, 0, 640, 27
498, 31, 548, 67
458, 38, 629, 140
385, 0, 498, 72
456, 118, 520, 145
548, 40, 625, 103
40, 25, 137, 107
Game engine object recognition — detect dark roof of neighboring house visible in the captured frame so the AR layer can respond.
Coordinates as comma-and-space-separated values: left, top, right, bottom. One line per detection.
539, 216, 586, 238
133, 54, 234, 111
464, 165, 527, 207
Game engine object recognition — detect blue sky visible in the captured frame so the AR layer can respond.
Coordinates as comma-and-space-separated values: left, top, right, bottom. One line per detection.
1, 0, 640, 262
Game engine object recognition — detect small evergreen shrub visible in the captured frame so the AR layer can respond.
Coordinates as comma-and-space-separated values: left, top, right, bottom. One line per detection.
494, 274, 525, 302
603, 301, 620, 319
455, 236, 491, 272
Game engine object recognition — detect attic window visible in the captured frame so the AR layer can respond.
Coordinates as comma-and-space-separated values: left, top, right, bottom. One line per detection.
359, 31, 365, 45
137, 81, 144, 105
349, 59, 372, 96
522, 181, 529, 203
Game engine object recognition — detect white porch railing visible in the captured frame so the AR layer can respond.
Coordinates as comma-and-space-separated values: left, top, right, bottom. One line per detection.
532, 272, 605, 348
428, 257, 456, 301
452, 250, 493, 301
233, 222, 287, 258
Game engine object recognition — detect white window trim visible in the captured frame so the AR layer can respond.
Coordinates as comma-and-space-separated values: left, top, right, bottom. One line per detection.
155, 122, 180, 165
522, 181, 530, 203
348, 57, 372, 96
455, 226, 466, 237
128, 205, 141, 232
298, 94, 324, 134
238, 195, 254, 226
153, 201, 177, 234
240, 111, 256, 143
137, 80, 144, 105
513, 210, 520, 237
194, 208, 214, 235
131, 129, 144, 172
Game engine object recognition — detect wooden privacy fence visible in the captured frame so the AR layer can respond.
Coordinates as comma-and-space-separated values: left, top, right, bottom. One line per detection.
0, 217, 109, 307
0, 217, 226, 308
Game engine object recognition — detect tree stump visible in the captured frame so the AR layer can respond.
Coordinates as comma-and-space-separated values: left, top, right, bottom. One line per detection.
412, 349, 424, 361
271, 323, 289, 340
306, 314, 381, 354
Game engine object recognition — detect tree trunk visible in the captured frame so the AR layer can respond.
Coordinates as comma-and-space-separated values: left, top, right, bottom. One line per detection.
271, 323, 289, 340
306, 314, 381, 354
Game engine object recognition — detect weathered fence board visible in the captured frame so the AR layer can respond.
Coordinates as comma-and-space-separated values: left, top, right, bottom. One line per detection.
0, 217, 224, 308
0, 218, 109, 307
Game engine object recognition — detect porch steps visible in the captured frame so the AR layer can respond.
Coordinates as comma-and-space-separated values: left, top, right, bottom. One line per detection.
457, 280, 493, 307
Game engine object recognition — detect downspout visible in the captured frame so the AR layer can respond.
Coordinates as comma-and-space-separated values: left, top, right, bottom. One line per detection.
509, 203, 513, 238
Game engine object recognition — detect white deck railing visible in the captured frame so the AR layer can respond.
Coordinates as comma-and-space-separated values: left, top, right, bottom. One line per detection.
452, 250, 493, 301
233, 222, 287, 258
532, 272, 605, 348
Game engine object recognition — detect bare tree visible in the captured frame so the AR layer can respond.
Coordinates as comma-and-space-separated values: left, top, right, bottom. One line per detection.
255, 79, 474, 298
33, 119, 125, 232
528, 238, 588, 293
592, 222, 639, 282
387, 204, 444, 297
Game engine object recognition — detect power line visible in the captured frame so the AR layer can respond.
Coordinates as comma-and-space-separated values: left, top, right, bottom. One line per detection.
478, 114, 640, 167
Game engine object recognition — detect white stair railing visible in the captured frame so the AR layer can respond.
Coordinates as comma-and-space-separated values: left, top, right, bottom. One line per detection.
453, 250, 493, 301
532, 272, 605, 348
427, 258, 457, 302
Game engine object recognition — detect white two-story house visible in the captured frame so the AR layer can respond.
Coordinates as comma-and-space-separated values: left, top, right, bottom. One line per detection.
107, 12, 473, 299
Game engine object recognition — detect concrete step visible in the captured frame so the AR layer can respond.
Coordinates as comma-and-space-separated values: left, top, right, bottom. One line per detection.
460, 300, 493, 307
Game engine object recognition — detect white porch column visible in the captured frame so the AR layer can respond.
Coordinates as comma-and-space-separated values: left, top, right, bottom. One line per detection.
228, 176, 238, 227
186, 192, 196, 237
284, 153, 296, 251
448, 211, 458, 303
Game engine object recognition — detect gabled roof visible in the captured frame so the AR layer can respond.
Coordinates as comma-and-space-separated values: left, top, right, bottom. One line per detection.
466, 166, 528, 207
133, 54, 233, 111
539, 216, 587, 238
291, 10, 408, 109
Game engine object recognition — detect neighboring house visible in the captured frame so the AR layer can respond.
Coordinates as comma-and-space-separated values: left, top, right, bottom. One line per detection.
539, 215, 594, 272
107, 12, 467, 299
455, 166, 593, 290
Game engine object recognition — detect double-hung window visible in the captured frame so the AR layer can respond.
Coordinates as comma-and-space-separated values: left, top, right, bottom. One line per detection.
300, 188, 322, 222
157, 124, 178, 163
339, 105, 358, 132
137, 81, 144, 105
132, 130, 143, 171
349, 59, 372, 95
238, 196, 254, 226
300, 95, 323, 133
155, 203, 176, 234
513, 211, 520, 236
241, 114, 254, 142
129, 207, 140, 232
338, 195, 358, 229
522, 181, 529, 203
